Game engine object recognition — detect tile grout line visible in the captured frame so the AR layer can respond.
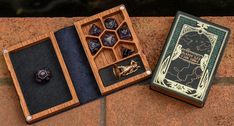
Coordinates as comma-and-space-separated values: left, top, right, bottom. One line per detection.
100, 97, 106, 126
137, 77, 234, 86
213, 77, 234, 84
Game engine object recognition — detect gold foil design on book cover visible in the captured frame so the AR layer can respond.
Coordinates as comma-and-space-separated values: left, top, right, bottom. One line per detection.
155, 22, 218, 100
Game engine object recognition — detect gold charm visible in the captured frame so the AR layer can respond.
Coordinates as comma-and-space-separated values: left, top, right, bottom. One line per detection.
113, 60, 140, 79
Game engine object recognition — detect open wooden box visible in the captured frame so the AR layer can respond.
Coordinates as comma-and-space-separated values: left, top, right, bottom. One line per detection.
3, 4, 151, 123
3, 33, 79, 123
75, 5, 151, 94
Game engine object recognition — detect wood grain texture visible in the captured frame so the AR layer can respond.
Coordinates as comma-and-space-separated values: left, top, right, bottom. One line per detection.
75, 5, 151, 95
3, 33, 79, 123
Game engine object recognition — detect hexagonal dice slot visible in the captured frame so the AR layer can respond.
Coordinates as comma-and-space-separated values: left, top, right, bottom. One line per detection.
94, 49, 116, 69
103, 11, 124, 30
87, 37, 102, 55
81, 19, 104, 36
101, 31, 118, 47
117, 23, 132, 41
114, 42, 137, 60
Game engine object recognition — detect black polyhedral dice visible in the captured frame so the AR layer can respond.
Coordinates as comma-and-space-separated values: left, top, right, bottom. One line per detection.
104, 18, 118, 30
102, 33, 117, 47
118, 24, 132, 40
35, 68, 52, 84
89, 24, 102, 36
121, 46, 134, 58
88, 39, 101, 54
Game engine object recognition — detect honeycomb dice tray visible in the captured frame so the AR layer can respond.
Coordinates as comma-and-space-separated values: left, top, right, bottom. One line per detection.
75, 5, 151, 94
3, 5, 151, 123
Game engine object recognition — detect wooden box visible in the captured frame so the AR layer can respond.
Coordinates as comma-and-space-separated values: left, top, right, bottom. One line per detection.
75, 5, 151, 94
3, 33, 79, 123
3, 4, 151, 123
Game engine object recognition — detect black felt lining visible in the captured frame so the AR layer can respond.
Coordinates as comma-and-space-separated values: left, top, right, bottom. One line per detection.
54, 26, 102, 104
99, 55, 146, 87
10, 39, 72, 115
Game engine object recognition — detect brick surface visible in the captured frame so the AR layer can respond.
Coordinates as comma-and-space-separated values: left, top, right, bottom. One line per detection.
0, 84, 101, 126
0, 17, 233, 79
106, 85, 234, 126
33, 100, 101, 126
0, 55, 9, 79
0, 17, 233, 126
0, 85, 26, 126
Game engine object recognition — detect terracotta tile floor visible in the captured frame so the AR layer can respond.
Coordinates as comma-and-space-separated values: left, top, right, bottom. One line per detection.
0, 17, 233, 126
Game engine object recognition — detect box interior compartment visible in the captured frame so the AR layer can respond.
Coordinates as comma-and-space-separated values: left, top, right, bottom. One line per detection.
75, 6, 149, 93
54, 26, 102, 104
9, 39, 73, 115
99, 55, 146, 87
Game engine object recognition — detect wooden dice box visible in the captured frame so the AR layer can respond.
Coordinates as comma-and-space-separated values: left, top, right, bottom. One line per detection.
3, 5, 151, 123
75, 5, 151, 95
